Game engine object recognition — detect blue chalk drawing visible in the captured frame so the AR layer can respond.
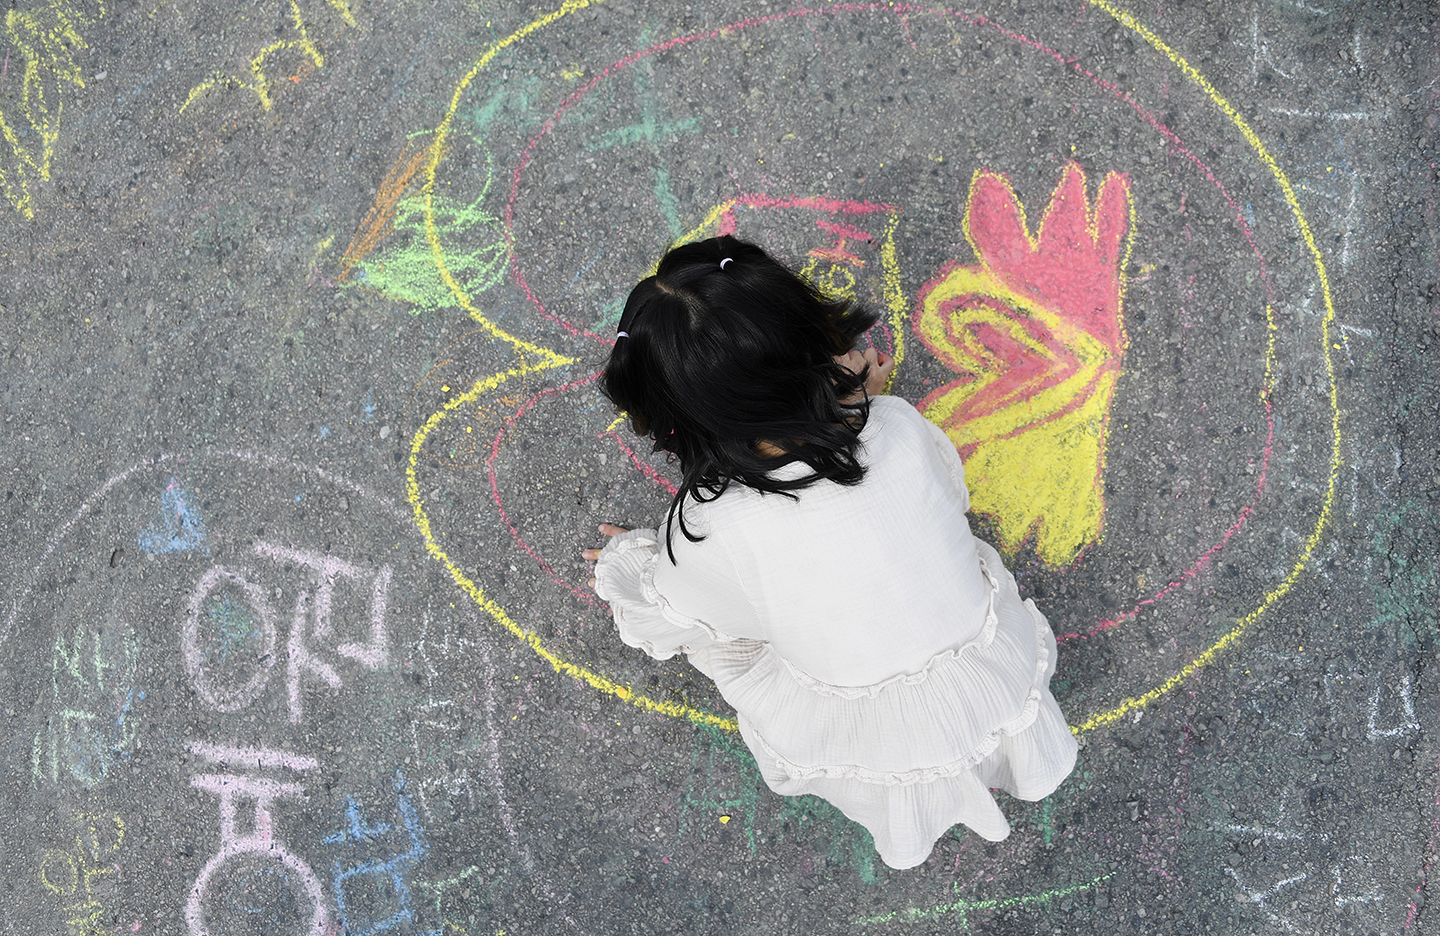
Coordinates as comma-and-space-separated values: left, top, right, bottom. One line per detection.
324, 771, 440, 936
363, 389, 376, 420
561, 245, 605, 296
138, 478, 209, 556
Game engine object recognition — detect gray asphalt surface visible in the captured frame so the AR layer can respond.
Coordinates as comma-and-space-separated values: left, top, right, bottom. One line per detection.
1, 1, 1437, 934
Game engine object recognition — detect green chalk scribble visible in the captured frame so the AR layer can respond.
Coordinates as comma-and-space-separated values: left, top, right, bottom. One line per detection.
1368, 500, 1439, 652
345, 140, 507, 314
595, 296, 626, 329
853, 871, 1116, 927
459, 73, 542, 134
587, 114, 699, 152
578, 29, 697, 239
205, 596, 260, 665
36, 620, 140, 787
651, 164, 683, 240
678, 722, 878, 884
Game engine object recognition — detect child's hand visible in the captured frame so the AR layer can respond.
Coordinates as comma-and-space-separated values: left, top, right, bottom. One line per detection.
581, 523, 629, 591
833, 347, 894, 401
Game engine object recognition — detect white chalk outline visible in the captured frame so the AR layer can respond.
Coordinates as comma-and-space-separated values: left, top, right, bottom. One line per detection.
1367, 674, 1420, 741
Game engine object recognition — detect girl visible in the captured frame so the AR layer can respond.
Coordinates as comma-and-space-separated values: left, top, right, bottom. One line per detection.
581, 235, 1076, 870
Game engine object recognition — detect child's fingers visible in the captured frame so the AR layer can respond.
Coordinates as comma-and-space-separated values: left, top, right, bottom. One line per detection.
583, 525, 629, 561
865, 349, 895, 395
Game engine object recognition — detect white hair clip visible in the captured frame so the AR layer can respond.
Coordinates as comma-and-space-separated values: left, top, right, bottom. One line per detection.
719, 257, 733, 269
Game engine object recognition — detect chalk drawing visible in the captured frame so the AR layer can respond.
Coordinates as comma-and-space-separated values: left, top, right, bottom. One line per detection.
0, 0, 103, 217
1368, 502, 1438, 652
415, 865, 487, 936
1366, 674, 1420, 742
1332, 856, 1384, 910
323, 771, 440, 936
32, 618, 140, 786
591, 25, 699, 240
1225, 795, 1317, 845
405, 627, 481, 826
5, 451, 461, 929
138, 477, 210, 556
342, 134, 509, 315
1407, 730, 1440, 936
254, 541, 392, 667
38, 811, 126, 936
181, 565, 279, 713
916, 163, 1133, 567
180, 0, 356, 115
186, 746, 330, 936
186, 740, 319, 772
181, 544, 392, 720
677, 722, 879, 883
471, 630, 589, 933
1214, 770, 1404, 933
1224, 868, 1308, 934
404, 0, 1343, 744
853, 871, 1116, 926
671, 193, 906, 359
1072, 0, 1344, 730
341, 140, 436, 281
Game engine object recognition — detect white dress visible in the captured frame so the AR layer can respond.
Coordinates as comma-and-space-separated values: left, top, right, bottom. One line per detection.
593, 396, 1077, 869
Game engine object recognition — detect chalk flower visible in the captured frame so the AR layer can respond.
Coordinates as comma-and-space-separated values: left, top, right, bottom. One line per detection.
916, 163, 1132, 566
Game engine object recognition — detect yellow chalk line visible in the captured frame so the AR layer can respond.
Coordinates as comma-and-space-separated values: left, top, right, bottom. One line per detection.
408, 0, 735, 732
878, 211, 906, 392
1, 0, 100, 217
406, 362, 739, 731
674, 198, 738, 247
1072, 0, 1342, 733
419, 0, 598, 364
179, 0, 341, 114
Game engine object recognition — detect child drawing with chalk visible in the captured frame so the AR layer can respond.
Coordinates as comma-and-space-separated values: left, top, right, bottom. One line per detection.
581, 235, 1076, 870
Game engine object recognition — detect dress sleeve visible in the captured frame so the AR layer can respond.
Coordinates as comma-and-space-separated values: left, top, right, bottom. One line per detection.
594, 527, 748, 661
912, 402, 971, 513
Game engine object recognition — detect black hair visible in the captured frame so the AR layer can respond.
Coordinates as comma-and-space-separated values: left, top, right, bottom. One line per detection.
600, 235, 880, 562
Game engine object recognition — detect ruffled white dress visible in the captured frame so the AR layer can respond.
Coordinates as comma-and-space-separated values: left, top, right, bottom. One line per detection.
594, 396, 1077, 869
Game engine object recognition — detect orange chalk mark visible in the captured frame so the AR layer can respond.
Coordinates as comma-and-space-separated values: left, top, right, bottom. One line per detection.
340, 140, 436, 282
